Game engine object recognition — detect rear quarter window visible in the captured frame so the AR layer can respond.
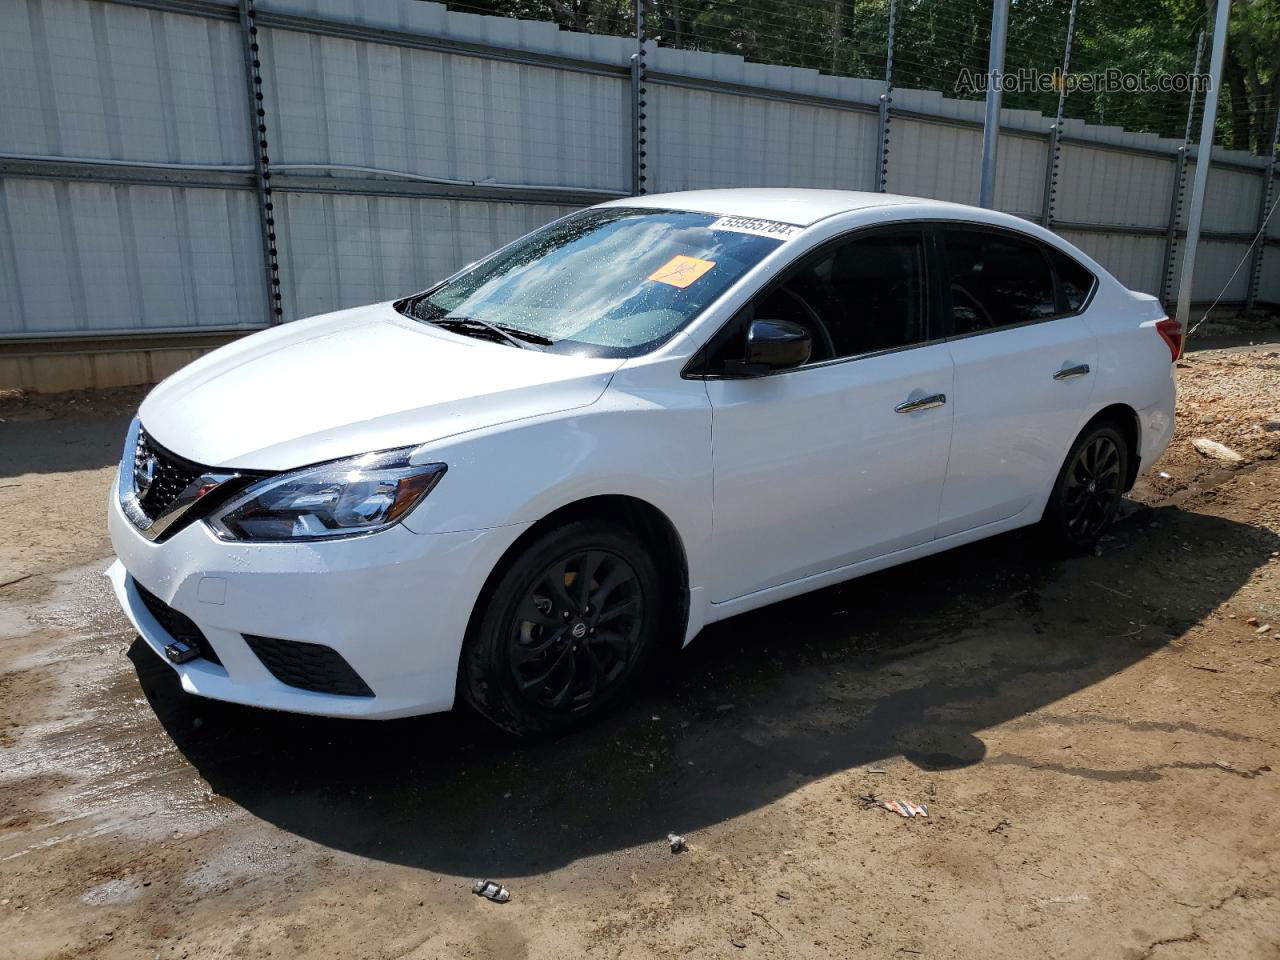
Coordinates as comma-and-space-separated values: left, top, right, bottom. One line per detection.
1048, 248, 1096, 312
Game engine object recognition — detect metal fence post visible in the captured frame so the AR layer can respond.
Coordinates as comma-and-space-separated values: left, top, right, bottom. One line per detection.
1244, 109, 1280, 312
978, 0, 1010, 208
1174, 0, 1232, 330
872, 0, 897, 192
1161, 30, 1204, 306
1040, 0, 1078, 227
237, 0, 283, 325
630, 0, 649, 196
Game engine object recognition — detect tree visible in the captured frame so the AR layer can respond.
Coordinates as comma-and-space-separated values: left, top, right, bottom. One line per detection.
1225, 0, 1279, 154
433, 0, 1278, 153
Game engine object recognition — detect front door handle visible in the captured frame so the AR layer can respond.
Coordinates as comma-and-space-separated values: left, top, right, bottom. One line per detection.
895, 393, 947, 413
1053, 363, 1091, 380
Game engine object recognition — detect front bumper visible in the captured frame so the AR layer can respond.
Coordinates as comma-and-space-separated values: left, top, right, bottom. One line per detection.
107, 472, 528, 719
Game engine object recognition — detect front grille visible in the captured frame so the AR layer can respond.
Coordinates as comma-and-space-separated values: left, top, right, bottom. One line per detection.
134, 428, 203, 521
132, 579, 223, 666
243, 635, 374, 698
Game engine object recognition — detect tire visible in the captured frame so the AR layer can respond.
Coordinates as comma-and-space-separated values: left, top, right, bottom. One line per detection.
459, 519, 662, 737
1041, 421, 1130, 551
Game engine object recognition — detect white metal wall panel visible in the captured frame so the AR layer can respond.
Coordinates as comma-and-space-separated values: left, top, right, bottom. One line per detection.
886, 119, 982, 207
0, 0, 249, 164
1196, 164, 1263, 234
1057, 229, 1165, 297
260, 27, 630, 191
1166, 239, 1255, 303
257, 0, 635, 68
1257, 247, 1280, 303
884, 120, 1049, 218
0, 178, 264, 335
273, 193, 573, 321
992, 134, 1050, 221
2, 0, 1277, 360
1053, 145, 1174, 228
646, 85, 878, 194
1166, 165, 1271, 301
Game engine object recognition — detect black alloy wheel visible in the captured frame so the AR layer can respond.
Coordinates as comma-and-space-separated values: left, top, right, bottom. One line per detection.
509, 549, 644, 712
1043, 421, 1129, 549
1062, 434, 1123, 540
460, 519, 661, 737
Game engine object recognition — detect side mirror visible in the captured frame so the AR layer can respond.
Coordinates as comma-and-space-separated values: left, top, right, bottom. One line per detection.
741, 318, 811, 373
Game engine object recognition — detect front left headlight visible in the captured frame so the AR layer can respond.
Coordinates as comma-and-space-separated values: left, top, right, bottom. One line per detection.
208, 448, 446, 542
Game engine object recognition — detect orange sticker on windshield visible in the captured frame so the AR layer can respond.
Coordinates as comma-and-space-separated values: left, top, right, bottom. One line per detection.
648, 254, 716, 288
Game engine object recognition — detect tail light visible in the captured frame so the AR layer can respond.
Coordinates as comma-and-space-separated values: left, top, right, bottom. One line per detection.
1155, 316, 1183, 362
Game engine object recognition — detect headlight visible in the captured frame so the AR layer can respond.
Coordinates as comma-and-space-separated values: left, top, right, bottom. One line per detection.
208, 448, 446, 542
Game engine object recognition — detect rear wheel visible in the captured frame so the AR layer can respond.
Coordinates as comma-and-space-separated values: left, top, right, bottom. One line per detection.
1041, 422, 1129, 550
460, 520, 661, 737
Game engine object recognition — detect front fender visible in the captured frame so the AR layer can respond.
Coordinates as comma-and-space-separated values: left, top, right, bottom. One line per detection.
400, 364, 714, 613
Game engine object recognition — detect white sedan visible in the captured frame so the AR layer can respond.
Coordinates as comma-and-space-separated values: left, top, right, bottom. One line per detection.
107, 189, 1179, 735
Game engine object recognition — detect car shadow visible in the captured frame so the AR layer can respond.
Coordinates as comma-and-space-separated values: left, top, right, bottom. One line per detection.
128, 502, 1278, 877
1, 411, 136, 479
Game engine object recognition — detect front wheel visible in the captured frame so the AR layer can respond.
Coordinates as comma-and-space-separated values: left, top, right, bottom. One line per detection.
459, 520, 661, 737
1041, 422, 1129, 550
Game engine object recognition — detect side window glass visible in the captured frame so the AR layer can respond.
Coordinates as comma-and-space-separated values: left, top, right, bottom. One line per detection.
754, 230, 927, 362
1048, 248, 1095, 312
943, 229, 1056, 335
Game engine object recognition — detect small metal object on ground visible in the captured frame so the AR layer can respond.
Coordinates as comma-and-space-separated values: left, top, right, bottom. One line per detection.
881, 800, 929, 818
472, 879, 510, 903
667, 833, 687, 853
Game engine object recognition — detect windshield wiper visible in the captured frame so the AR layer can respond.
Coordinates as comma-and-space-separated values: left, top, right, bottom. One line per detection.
490, 322, 554, 347
427, 316, 550, 351
397, 294, 555, 350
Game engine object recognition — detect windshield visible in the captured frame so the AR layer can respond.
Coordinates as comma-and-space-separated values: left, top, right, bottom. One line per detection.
396, 208, 790, 357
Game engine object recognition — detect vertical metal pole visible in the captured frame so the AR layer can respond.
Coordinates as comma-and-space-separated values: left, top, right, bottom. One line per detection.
978, 0, 1010, 208
872, 0, 897, 193
630, 0, 648, 196
237, 0, 282, 324
1244, 109, 1280, 312
1161, 148, 1190, 304
1161, 30, 1204, 305
1175, 0, 1231, 329
1039, 0, 1078, 227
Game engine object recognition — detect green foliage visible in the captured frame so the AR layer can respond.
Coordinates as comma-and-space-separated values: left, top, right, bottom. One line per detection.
440, 0, 1278, 153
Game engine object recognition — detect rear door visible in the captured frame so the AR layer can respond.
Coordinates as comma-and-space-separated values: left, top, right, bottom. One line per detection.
701, 226, 955, 603
936, 226, 1099, 538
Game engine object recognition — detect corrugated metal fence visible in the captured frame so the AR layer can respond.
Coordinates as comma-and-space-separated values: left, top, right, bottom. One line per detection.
0, 0, 1276, 390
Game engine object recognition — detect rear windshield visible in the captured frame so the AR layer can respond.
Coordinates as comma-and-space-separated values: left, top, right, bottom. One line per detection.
397, 207, 788, 357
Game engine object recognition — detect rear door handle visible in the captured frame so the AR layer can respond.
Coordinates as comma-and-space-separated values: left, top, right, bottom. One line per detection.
1053, 363, 1091, 381
895, 393, 947, 413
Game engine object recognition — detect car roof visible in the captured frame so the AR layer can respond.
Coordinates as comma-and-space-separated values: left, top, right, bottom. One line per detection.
598, 188, 969, 227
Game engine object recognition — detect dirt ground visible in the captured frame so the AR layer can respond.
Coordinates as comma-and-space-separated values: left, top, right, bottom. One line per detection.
1, 332, 1278, 959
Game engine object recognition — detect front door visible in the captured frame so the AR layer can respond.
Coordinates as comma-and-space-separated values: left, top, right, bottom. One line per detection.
702, 227, 955, 603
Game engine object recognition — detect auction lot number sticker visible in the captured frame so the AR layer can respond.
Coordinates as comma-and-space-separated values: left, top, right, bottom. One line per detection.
709, 216, 805, 239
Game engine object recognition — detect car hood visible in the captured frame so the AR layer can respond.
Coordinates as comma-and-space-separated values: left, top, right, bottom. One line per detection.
139, 303, 624, 470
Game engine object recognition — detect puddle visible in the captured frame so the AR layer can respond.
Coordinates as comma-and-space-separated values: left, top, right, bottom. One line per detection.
0, 558, 239, 860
